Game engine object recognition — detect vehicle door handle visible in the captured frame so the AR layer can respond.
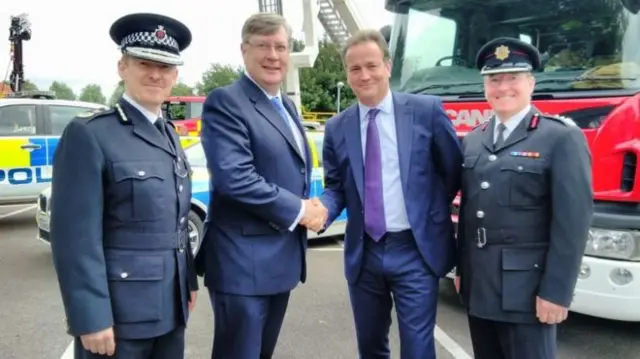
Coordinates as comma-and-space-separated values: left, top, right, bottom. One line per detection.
20, 143, 42, 151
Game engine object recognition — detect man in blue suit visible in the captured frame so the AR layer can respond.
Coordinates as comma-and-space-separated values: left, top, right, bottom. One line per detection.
320, 29, 463, 358
197, 12, 327, 359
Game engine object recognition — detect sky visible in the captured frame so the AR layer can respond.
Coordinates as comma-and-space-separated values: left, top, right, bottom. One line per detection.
0, 0, 395, 97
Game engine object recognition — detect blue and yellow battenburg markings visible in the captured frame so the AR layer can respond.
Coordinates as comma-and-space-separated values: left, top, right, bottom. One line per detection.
0, 137, 59, 185
510, 151, 540, 158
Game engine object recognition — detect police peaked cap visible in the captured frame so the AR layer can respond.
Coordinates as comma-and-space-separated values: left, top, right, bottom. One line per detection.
109, 13, 192, 66
475, 37, 541, 75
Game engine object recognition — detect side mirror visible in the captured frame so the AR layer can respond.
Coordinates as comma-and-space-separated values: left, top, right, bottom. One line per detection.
621, 0, 640, 14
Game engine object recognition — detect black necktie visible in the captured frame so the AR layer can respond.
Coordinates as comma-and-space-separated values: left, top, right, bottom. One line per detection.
154, 118, 167, 138
494, 123, 507, 150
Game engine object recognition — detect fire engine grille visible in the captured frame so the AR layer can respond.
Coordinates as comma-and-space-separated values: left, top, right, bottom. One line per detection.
621, 152, 637, 192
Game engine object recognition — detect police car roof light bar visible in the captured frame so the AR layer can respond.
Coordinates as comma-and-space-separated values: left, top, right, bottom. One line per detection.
7, 90, 56, 100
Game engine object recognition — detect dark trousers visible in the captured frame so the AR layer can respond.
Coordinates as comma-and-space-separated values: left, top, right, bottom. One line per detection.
74, 326, 185, 359
349, 230, 440, 359
209, 289, 291, 359
468, 315, 557, 359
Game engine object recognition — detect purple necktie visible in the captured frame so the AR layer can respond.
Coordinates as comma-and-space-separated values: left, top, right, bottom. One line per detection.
364, 108, 386, 241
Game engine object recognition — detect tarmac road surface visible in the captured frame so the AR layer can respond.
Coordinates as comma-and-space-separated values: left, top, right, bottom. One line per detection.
1, 205, 639, 359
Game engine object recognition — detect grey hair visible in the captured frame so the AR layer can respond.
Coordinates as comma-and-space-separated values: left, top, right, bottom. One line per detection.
241, 12, 292, 46
341, 29, 391, 61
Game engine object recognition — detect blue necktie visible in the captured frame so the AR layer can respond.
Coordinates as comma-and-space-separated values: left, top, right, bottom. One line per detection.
364, 108, 386, 241
270, 97, 291, 129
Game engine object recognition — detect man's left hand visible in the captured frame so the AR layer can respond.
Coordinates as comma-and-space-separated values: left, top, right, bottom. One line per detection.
536, 296, 568, 324
188, 291, 197, 312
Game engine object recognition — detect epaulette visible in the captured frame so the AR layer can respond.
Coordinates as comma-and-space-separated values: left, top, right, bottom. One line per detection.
527, 113, 540, 130
113, 103, 130, 125
75, 107, 115, 122
471, 120, 490, 132
541, 113, 576, 127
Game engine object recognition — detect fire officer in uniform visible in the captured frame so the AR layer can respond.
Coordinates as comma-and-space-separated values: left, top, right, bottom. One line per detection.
49, 13, 198, 358
455, 37, 593, 359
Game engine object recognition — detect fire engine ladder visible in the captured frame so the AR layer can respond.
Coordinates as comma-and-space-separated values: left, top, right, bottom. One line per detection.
317, 0, 363, 47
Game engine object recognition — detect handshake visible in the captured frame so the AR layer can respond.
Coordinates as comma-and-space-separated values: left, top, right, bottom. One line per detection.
300, 198, 328, 233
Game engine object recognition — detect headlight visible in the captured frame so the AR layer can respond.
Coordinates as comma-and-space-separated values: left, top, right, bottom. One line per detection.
585, 228, 640, 261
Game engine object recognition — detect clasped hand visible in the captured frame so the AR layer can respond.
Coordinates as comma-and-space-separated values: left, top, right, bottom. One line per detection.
300, 198, 328, 232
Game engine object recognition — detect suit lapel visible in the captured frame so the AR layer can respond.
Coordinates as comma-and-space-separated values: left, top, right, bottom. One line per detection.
495, 108, 536, 152
393, 94, 413, 192
343, 105, 364, 202
481, 116, 496, 152
282, 98, 312, 174
241, 75, 304, 162
119, 99, 175, 157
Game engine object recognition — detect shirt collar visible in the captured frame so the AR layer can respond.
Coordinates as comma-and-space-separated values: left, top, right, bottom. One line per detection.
245, 72, 282, 101
495, 104, 531, 134
122, 93, 161, 124
358, 90, 393, 121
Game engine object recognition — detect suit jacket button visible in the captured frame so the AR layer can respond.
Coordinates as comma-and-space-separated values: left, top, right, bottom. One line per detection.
489, 155, 497, 161
120, 272, 128, 279
476, 211, 484, 218
137, 171, 145, 176
481, 181, 490, 189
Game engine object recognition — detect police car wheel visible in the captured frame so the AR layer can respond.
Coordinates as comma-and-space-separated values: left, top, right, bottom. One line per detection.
187, 210, 203, 256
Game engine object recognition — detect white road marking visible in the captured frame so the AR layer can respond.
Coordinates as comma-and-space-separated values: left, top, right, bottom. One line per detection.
309, 247, 343, 252
0, 205, 36, 220
435, 325, 472, 359
60, 340, 74, 359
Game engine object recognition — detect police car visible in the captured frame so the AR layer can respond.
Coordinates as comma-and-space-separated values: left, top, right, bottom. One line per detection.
0, 91, 108, 206
36, 132, 348, 255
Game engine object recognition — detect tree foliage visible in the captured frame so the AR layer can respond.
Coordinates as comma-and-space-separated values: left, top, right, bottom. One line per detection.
299, 40, 355, 112
78, 84, 106, 104
196, 63, 244, 95
49, 81, 76, 100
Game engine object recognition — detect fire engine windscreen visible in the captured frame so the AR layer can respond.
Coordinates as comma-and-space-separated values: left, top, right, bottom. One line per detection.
385, 0, 640, 95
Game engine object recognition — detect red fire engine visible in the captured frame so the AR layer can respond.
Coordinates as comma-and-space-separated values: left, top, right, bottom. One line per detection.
162, 96, 205, 136
384, 0, 640, 321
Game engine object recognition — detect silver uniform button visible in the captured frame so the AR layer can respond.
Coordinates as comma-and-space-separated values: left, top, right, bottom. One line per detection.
488, 154, 497, 161
476, 210, 484, 218
517, 166, 523, 171
481, 181, 490, 189
120, 272, 128, 279
138, 171, 145, 176
180, 217, 185, 224
179, 185, 183, 192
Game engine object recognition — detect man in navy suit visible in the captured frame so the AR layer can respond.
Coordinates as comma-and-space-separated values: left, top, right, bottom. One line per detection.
319, 29, 463, 358
197, 12, 327, 359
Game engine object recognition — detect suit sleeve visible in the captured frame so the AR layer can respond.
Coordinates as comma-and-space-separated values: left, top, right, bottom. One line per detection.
538, 127, 593, 307
201, 88, 302, 228
455, 138, 467, 278
430, 97, 463, 203
319, 120, 346, 225
49, 119, 113, 336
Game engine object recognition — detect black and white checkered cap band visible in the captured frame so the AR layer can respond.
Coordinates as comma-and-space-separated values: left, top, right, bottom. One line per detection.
120, 31, 179, 53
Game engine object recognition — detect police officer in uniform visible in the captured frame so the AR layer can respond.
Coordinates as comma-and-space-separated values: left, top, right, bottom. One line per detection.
49, 13, 198, 358
455, 37, 593, 359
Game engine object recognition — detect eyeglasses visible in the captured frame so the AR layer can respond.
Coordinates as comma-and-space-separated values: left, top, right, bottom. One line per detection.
246, 41, 289, 54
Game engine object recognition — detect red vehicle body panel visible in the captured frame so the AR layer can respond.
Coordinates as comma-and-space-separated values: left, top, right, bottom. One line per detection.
164, 96, 205, 136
